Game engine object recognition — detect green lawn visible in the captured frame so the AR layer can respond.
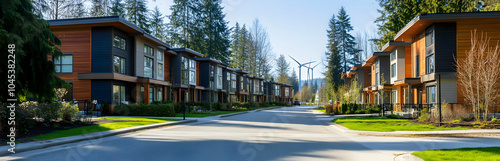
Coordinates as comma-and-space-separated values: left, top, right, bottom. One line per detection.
412, 147, 500, 161
315, 108, 326, 113
30, 117, 179, 140
174, 110, 244, 117
332, 117, 469, 132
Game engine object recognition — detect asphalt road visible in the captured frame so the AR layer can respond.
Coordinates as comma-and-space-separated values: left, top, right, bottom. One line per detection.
3, 106, 500, 161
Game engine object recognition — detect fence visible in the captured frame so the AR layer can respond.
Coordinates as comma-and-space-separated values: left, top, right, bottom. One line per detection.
72, 100, 104, 116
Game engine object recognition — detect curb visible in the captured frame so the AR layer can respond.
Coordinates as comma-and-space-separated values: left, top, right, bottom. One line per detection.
254, 107, 279, 112
330, 124, 500, 137
0, 119, 197, 156
394, 153, 424, 161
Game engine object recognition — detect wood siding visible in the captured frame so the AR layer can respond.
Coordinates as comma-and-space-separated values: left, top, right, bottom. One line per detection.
404, 46, 412, 78
164, 55, 171, 81
52, 27, 92, 100
411, 33, 426, 77
456, 18, 500, 103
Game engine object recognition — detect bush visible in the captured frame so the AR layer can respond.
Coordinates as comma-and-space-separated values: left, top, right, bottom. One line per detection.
492, 118, 499, 123
324, 104, 333, 114
212, 102, 222, 111
112, 103, 175, 117
385, 114, 405, 119
59, 102, 79, 121
102, 101, 110, 116
418, 108, 430, 122
36, 102, 62, 122
355, 110, 365, 114
1, 103, 37, 135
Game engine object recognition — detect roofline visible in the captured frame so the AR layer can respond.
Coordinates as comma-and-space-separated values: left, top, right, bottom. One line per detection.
381, 40, 412, 52
49, 16, 170, 48
172, 48, 203, 57
394, 11, 500, 41
196, 57, 222, 64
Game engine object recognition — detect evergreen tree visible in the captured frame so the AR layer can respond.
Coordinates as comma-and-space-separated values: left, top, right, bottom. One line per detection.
289, 68, 299, 92
169, 0, 200, 48
229, 22, 242, 69
336, 7, 360, 73
70, 0, 86, 18
276, 54, 291, 84
1, 0, 68, 100
324, 14, 343, 100
43, 0, 74, 19
109, 0, 126, 17
199, 0, 231, 63
125, 0, 150, 33
91, 0, 106, 17
150, 6, 166, 41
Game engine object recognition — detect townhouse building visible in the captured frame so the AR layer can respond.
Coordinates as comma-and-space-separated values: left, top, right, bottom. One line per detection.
198, 57, 225, 103
341, 64, 371, 104
235, 70, 250, 102
362, 52, 391, 105
249, 76, 266, 103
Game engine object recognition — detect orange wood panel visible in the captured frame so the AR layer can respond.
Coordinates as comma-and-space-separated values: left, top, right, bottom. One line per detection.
404, 46, 412, 78
455, 18, 500, 103
144, 83, 150, 104
364, 66, 370, 87
371, 64, 375, 86
51, 27, 92, 100
164, 55, 171, 81
196, 62, 200, 85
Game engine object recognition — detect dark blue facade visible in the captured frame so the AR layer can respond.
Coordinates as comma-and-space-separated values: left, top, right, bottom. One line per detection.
91, 27, 113, 73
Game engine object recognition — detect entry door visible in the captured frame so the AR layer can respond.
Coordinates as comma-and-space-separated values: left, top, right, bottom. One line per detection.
417, 87, 423, 104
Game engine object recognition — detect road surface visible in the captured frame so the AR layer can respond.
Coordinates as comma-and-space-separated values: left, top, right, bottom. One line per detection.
3, 106, 500, 161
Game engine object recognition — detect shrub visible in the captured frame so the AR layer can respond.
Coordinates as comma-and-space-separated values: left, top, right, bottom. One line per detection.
102, 101, 110, 116
113, 104, 130, 116
385, 114, 405, 119
491, 118, 499, 123
36, 102, 62, 122
418, 108, 430, 122
59, 102, 79, 121
345, 110, 352, 114
355, 110, 365, 114
324, 104, 333, 114
1, 103, 37, 135
452, 119, 461, 123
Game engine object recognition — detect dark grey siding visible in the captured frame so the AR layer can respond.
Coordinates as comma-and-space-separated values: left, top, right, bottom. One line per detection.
170, 55, 182, 85
112, 28, 135, 76
91, 80, 112, 103
199, 62, 210, 87
379, 56, 391, 84
434, 22, 457, 73
91, 27, 113, 73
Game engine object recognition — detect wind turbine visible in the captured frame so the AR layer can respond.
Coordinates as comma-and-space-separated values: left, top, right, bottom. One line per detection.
289, 56, 315, 92
308, 63, 320, 85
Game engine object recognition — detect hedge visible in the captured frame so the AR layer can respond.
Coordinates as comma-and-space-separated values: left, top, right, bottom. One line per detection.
113, 103, 175, 117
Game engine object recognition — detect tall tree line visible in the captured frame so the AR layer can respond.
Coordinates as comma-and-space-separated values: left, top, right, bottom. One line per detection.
229, 19, 274, 80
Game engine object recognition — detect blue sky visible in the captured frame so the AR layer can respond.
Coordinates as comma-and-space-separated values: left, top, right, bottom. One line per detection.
148, 0, 381, 80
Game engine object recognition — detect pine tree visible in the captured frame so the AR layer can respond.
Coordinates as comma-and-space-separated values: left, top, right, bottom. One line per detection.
109, 0, 126, 17
276, 54, 291, 84
91, 0, 106, 17
169, 0, 198, 48
199, 0, 231, 63
336, 7, 360, 73
125, 0, 150, 33
324, 14, 343, 100
289, 68, 299, 92
150, 6, 166, 41
229, 22, 241, 69
1, 0, 69, 100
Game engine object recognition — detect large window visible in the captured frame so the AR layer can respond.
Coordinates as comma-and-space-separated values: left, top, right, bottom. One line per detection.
391, 64, 396, 78
254, 80, 260, 93
391, 91, 397, 104
391, 50, 396, 61
426, 86, 436, 105
209, 65, 215, 88
113, 56, 126, 74
285, 87, 289, 97
240, 76, 244, 91
157, 87, 163, 102
189, 59, 196, 85
181, 57, 189, 84
260, 81, 263, 93
426, 30, 434, 47
231, 73, 236, 89
113, 85, 125, 105
149, 87, 154, 103
157, 50, 163, 61
54, 55, 73, 73
426, 54, 434, 74
144, 57, 154, 78
227, 72, 231, 90
113, 36, 126, 50
275, 85, 281, 96
158, 63, 163, 78
217, 67, 222, 89
144, 45, 154, 56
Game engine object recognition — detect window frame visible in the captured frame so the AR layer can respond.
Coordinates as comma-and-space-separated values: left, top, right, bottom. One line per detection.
426, 54, 434, 74
426, 86, 436, 105
144, 56, 154, 78
144, 45, 154, 56
113, 85, 126, 105
425, 30, 434, 47
189, 59, 196, 85
391, 63, 396, 78
217, 67, 223, 89
113, 36, 126, 50
157, 63, 163, 78
54, 54, 73, 73
113, 56, 126, 74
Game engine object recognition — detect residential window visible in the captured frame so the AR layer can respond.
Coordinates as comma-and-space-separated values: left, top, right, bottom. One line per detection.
158, 87, 163, 102
254, 80, 259, 93
149, 87, 154, 103
240, 76, 244, 91
54, 55, 73, 73
113, 85, 125, 105
113, 56, 126, 74
158, 63, 163, 78
285, 87, 289, 97
391, 64, 396, 78
426, 30, 434, 47
113, 36, 126, 50
391, 91, 397, 104
144, 57, 154, 78
426, 86, 436, 105
209, 65, 215, 88
157, 50, 163, 61
189, 59, 196, 85
260, 81, 263, 93
426, 54, 434, 74
144, 45, 154, 56
391, 50, 396, 61
217, 67, 222, 89
181, 57, 189, 85
231, 74, 236, 89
